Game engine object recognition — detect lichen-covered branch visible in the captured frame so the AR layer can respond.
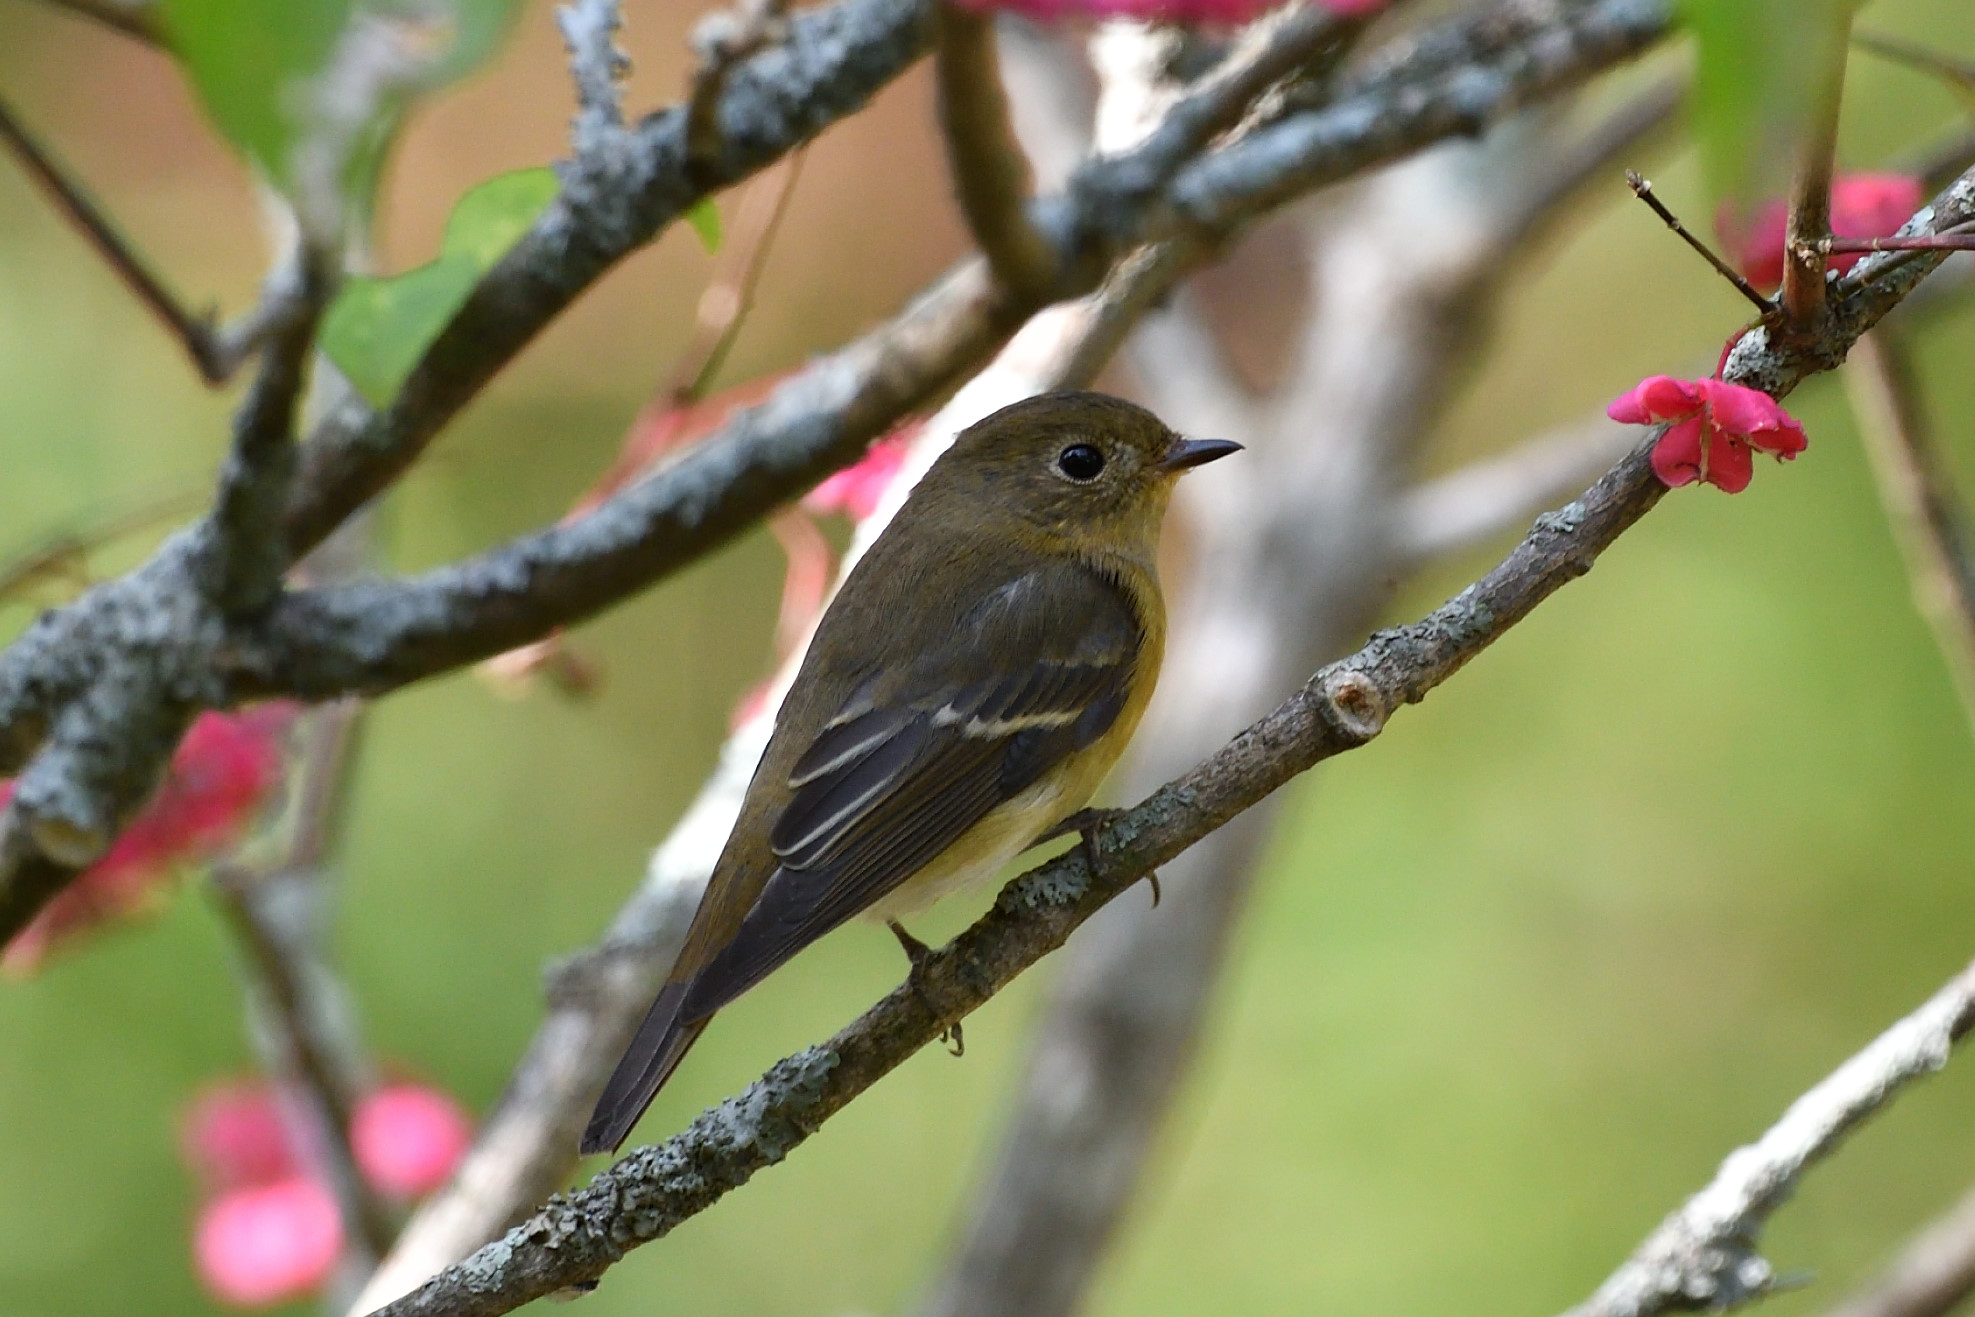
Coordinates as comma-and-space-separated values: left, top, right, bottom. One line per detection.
349, 278, 1194, 1317
281, 0, 936, 557
919, 68, 1685, 1317
368, 427, 1666, 1317
244, 0, 1675, 703
360, 165, 1975, 1309
557, 0, 630, 153
1563, 957, 1975, 1317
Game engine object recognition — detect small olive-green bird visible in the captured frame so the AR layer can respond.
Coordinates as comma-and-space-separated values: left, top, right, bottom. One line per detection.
582, 390, 1239, 1154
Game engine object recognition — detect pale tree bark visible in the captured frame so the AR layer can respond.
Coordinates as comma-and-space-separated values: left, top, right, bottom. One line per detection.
918, 28, 1669, 1317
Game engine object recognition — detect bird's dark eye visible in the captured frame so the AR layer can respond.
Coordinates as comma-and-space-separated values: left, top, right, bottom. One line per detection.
1057, 443, 1106, 482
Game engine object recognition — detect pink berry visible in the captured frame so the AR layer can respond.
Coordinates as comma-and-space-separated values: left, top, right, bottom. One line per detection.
351, 1084, 473, 1198
193, 1178, 343, 1307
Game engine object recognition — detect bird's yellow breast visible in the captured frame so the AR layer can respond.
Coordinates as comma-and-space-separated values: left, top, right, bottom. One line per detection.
864, 550, 1165, 922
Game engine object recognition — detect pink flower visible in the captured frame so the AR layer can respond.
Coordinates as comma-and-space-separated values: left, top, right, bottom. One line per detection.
803, 431, 916, 522
1717, 173, 1923, 291
1608, 375, 1807, 493
3, 705, 294, 972
194, 1178, 344, 1308
351, 1083, 473, 1198
183, 1082, 301, 1192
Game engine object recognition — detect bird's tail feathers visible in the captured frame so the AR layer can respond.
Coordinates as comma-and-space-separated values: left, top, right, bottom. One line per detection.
581, 982, 708, 1155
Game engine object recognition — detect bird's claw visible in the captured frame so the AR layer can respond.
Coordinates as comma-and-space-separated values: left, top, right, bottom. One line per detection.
888, 920, 964, 1056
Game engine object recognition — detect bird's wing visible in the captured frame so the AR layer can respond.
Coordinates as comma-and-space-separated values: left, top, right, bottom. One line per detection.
679, 564, 1144, 1020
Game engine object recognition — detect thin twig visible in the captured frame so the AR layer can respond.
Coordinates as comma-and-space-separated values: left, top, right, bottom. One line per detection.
0, 93, 266, 384
254, 0, 1680, 701
1562, 957, 1975, 1317
472, 154, 807, 692
671, 152, 805, 402
1819, 1181, 1975, 1317
1626, 170, 1774, 312
350, 282, 1199, 1316
213, 700, 390, 1268
353, 155, 1975, 1317
371, 422, 1683, 1317
0, 488, 205, 604
1826, 232, 1975, 254
1844, 327, 1975, 740
282, 0, 1668, 563
1852, 30, 1975, 100
28, 0, 161, 45
936, 3, 1057, 298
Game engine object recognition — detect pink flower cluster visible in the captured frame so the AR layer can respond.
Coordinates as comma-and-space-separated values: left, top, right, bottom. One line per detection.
184, 1079, 473, 1307
956, 0, 1382, 22
2, 706, 294, 972
1717, 173, 1923, 291
1607, 375, 1807, 494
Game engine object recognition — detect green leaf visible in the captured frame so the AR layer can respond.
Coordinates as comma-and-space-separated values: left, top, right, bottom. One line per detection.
685, 198, 723, 254
159, 0, 524, 232
442, 165, 561, 266
1680, 0, 1858, 205
322, 167, 559, 407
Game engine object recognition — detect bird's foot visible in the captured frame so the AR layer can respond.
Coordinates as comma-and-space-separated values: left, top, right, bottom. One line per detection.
888, 920, 963, 1056
1039, 807, 1160, 906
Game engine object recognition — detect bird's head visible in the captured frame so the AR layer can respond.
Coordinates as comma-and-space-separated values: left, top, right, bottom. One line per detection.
925, 391, 1240, 555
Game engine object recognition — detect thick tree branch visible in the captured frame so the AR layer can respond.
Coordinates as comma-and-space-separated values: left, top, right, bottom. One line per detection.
281, 0, 937, 558
0, 92, 273, 384
350, 274, 1203, 1317
360, 169, 1975, 1307
684, 0, 791, 176
936, 4, 1057, 298
1563, 957, 1975, 1317
0, 249, 326, 929
369, 424, 1666, 1316
922, 67, 1682, 1317
245, 0, 1675, 703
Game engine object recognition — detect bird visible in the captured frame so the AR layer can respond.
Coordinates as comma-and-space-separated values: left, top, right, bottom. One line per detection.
581, 390, 1240, 1154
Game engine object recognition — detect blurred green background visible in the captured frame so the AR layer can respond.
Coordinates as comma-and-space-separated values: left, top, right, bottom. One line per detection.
3, 1, 1975, 1315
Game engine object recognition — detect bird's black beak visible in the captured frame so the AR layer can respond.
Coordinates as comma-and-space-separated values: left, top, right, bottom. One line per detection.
1159, 436, 1243, 472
